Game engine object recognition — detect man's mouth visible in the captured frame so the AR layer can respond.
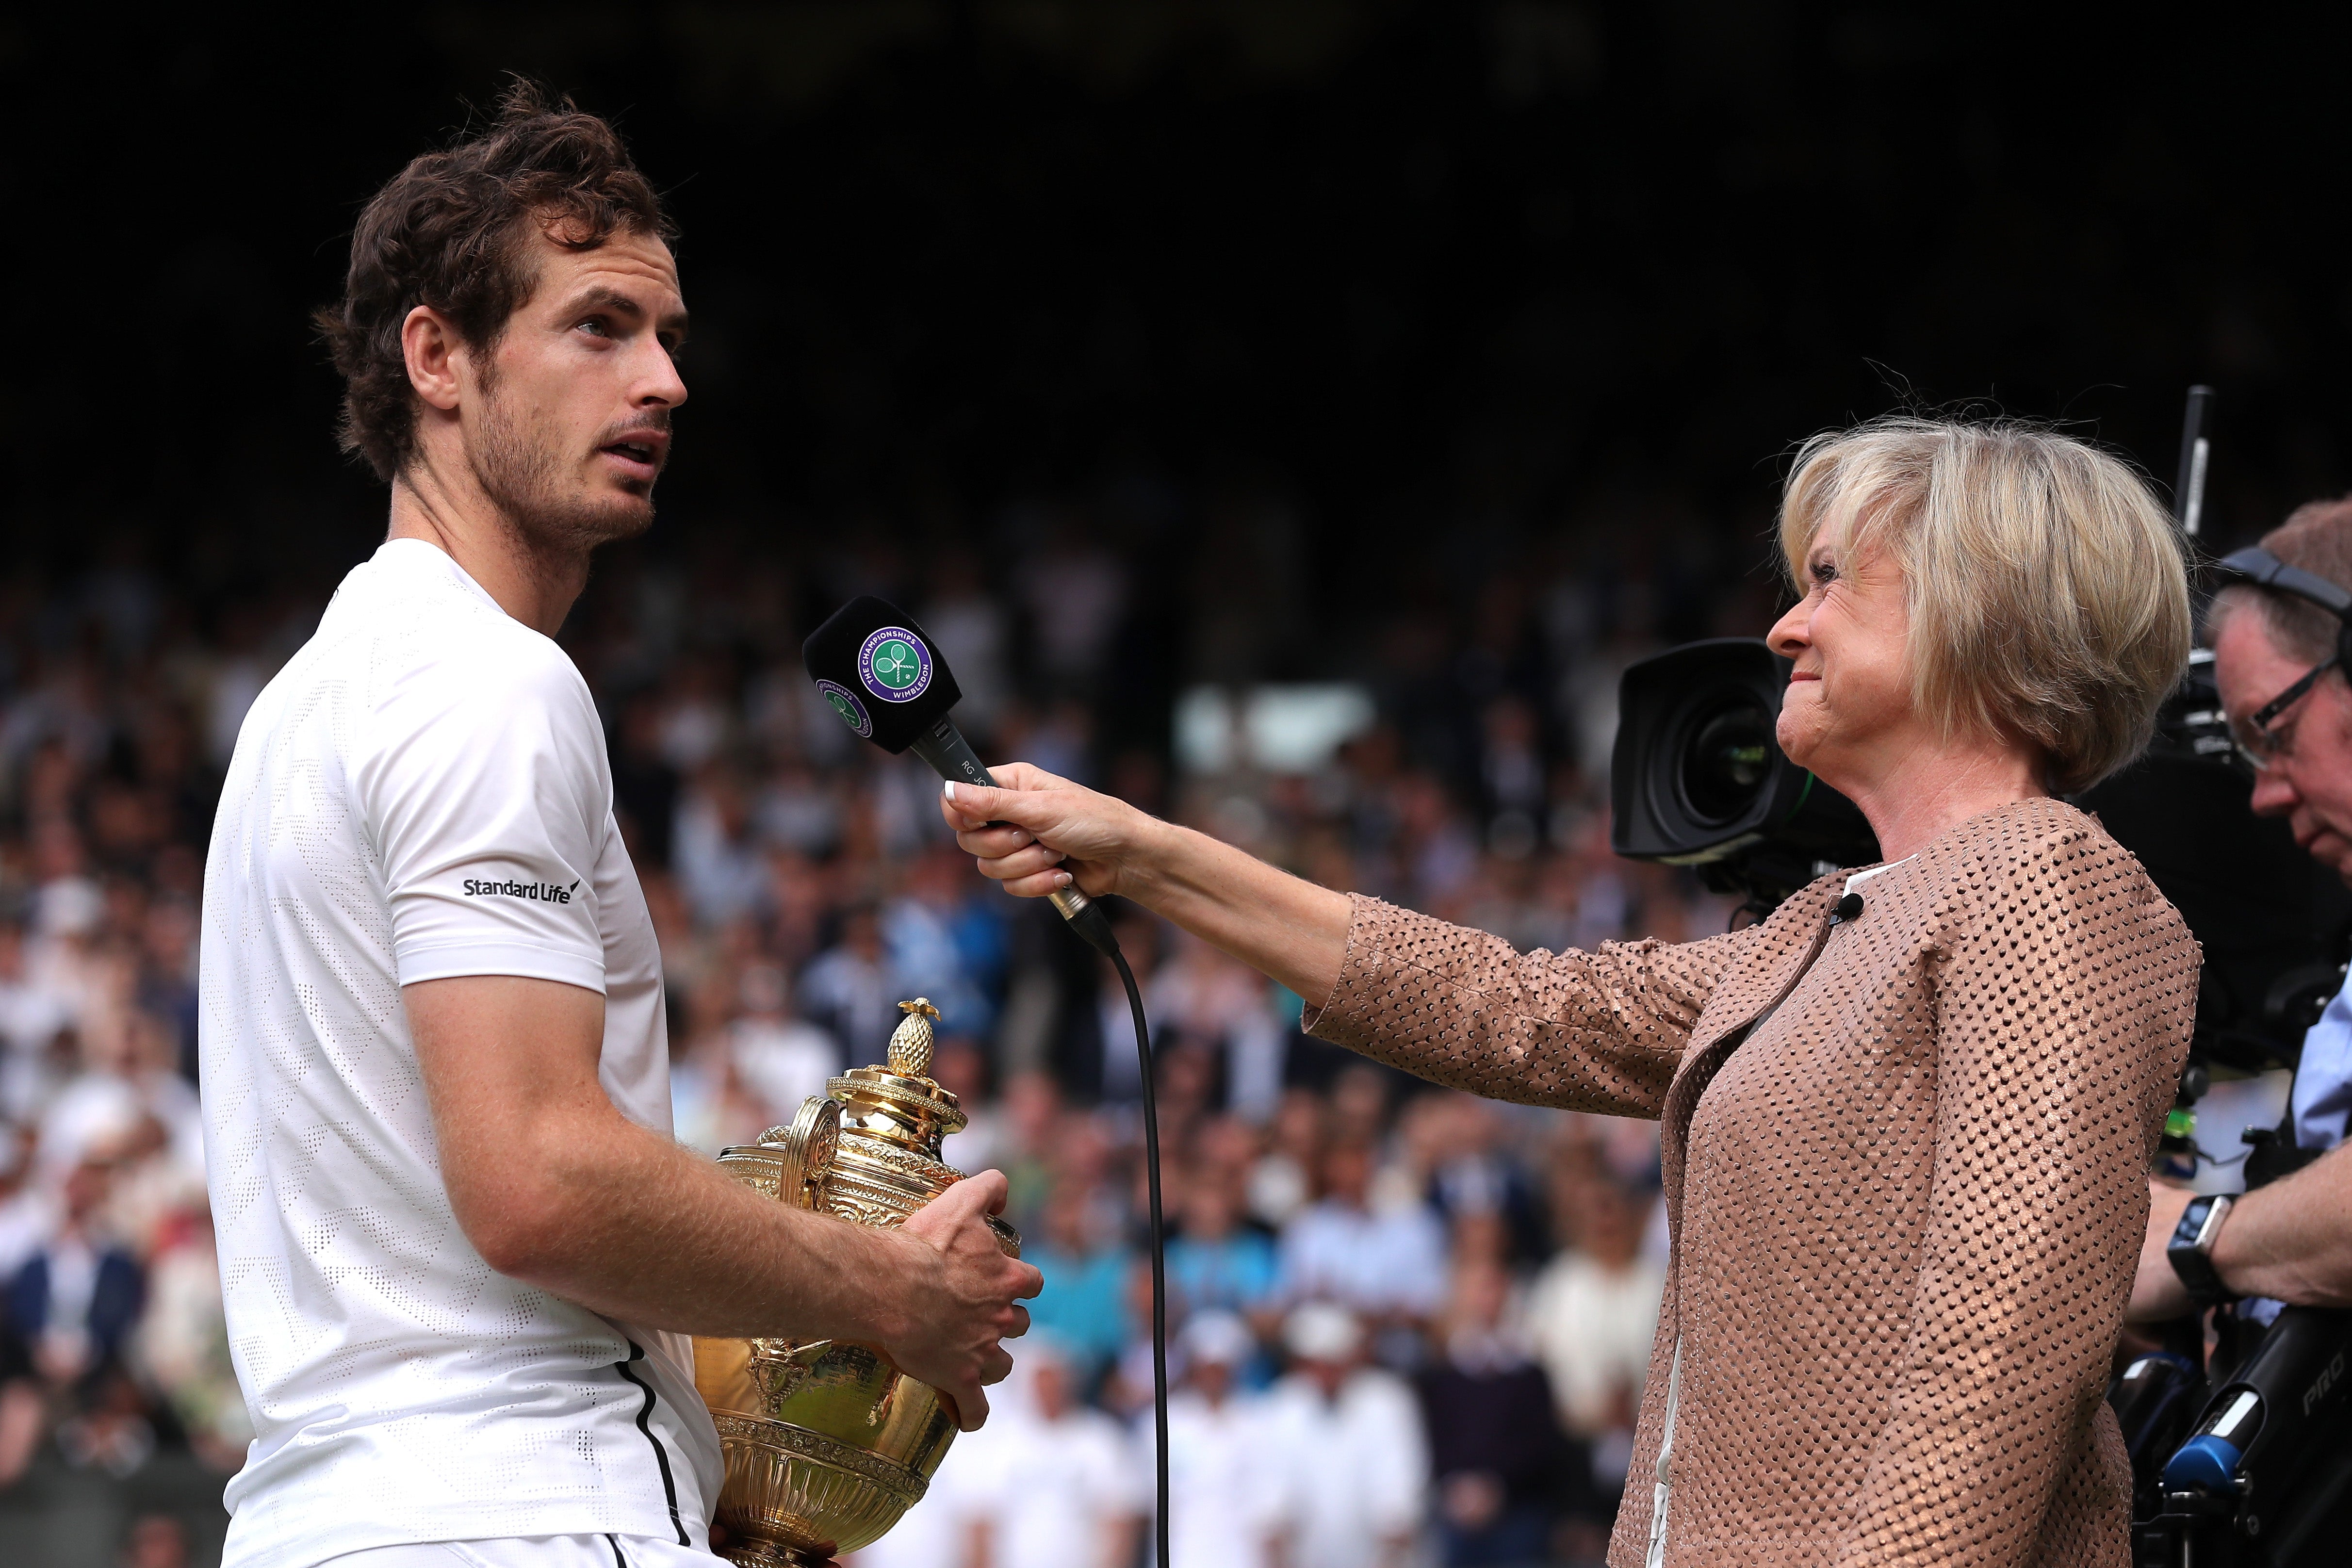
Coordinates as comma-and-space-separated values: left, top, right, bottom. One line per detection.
598, 430, 669, 479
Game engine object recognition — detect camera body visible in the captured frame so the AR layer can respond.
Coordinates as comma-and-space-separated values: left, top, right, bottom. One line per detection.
1608, 638, 1878, 913
2136, 1306, 2352, 1568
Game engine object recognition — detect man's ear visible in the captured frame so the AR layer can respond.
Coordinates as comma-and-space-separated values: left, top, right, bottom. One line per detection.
402, 306, 468, 413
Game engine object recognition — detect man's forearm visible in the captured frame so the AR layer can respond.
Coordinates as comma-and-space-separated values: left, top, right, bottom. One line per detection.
459, 1094, 930, 1344
2210, 1140, 2352, 1307
408, 973, 1032, 1425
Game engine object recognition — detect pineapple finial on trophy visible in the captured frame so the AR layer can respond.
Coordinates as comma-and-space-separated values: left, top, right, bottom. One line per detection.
887, 997, 941, 1078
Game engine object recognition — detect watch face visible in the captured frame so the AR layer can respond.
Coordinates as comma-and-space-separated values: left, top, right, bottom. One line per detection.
2167, 1196, 2237, 1306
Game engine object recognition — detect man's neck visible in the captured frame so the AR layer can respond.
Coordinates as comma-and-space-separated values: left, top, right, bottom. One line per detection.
387, 461, 587, 639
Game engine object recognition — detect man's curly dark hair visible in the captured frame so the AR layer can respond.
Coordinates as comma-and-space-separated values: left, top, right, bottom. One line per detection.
315, 81, 675, 482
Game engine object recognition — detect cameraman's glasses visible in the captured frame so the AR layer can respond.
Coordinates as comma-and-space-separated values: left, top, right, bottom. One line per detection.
2229, 654, 2336, 774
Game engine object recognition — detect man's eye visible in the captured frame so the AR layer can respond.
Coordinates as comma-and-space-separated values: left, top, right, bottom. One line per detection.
575, 318, 612, 338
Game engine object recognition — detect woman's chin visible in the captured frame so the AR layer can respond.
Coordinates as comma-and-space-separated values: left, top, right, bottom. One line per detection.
1775, 717, 1820, 774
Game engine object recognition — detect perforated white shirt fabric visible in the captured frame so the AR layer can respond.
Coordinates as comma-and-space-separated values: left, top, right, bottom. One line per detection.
200, 539, 719, 1568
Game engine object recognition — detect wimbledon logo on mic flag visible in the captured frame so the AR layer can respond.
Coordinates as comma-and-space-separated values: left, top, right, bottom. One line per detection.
817, 679, 873, 737
858, 627, 934, 703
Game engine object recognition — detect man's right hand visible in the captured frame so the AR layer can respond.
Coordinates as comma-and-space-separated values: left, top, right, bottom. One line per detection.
891, 1170, 1042, 1430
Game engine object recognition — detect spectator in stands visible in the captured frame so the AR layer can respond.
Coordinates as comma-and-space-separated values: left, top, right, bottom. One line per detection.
1157, 1311, 1282, 1568
1418, 1257, 1574, 1568
673, 765, 771, 926
1277, 1141, 1447, 1362
0, 917, 70, 1125
726, 962, 841, 1128
951, 1336, 1145, 1568
1526, 1174, 1665, 1517
1164, 1165, 1279, 1332
800, 901, 895, 1063
0, 1158, 144, 1484
1023, 1186, 1133, 1381
132, 1204, 248, 1472
1262, 1302, 1427, 1568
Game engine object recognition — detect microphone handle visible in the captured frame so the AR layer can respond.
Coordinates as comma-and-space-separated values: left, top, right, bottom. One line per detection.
908, 715, 1119, 956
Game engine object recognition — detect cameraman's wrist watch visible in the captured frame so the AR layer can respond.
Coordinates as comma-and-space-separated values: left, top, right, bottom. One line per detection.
2167, 1193, 2239, 1307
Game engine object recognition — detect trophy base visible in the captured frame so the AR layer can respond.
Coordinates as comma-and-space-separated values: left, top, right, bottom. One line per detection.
715, 1540, 833, 1568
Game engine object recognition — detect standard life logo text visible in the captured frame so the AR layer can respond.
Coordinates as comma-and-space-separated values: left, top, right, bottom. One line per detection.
463, 876, 580, 904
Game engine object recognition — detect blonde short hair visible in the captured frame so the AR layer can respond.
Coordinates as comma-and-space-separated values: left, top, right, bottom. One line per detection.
1778, 418, 2190, 793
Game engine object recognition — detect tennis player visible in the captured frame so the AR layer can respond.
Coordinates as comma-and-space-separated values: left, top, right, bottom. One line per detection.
199, 85, 1039, 1568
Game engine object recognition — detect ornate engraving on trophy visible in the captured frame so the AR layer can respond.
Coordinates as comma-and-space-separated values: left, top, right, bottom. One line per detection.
691, 999, 1019, 1568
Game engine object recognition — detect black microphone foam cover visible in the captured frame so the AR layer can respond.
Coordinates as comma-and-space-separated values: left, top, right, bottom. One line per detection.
801, 595, 964, 755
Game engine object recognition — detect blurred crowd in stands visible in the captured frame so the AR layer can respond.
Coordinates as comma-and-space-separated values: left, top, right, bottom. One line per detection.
0, 500, 1761, 1566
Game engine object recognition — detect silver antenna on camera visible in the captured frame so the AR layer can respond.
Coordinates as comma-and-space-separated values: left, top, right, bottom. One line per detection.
2176, 385, 2214, 539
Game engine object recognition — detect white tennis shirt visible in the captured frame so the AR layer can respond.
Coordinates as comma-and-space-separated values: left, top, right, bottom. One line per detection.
200, 539, 719, 1567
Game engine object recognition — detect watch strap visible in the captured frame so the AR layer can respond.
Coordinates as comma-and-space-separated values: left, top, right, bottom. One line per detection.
2167, 1194, 2239, 1307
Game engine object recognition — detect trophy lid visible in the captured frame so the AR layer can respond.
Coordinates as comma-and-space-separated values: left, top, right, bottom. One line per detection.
829, 999, 966, 1150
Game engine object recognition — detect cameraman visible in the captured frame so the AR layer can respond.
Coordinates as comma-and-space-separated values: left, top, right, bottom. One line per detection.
2131, 500, 2352, 1322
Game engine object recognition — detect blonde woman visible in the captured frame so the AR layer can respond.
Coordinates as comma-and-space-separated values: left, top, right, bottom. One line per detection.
947, 419, 2199, 1567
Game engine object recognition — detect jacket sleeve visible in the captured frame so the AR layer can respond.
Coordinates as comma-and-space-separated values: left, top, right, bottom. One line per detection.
1300, 894, 1751, 1118
1836, 829, 2198, 1567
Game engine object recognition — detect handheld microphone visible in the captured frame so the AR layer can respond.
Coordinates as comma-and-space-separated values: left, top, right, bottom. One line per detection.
801, 596, 1118, 955
803, 595, 1171, 1568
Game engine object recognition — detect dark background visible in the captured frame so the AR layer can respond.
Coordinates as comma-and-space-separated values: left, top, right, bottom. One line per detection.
10, 4, 2351, 628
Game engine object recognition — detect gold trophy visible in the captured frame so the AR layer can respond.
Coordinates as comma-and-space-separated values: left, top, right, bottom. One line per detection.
693, 999, 1017, 1567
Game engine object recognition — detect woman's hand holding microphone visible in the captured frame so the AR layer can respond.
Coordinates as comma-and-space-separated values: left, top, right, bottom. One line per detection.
938, 763, 1353, 1006
938, 763, 1156, 901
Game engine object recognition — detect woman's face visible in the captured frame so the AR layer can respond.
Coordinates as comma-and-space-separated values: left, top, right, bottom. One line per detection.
1768, 531, 1914, 785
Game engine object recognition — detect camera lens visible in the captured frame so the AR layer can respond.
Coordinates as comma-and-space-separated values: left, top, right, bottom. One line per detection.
1678, 697, 1773, 825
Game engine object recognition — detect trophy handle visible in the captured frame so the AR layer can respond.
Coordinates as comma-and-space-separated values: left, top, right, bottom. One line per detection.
773, 1095, 843, 1210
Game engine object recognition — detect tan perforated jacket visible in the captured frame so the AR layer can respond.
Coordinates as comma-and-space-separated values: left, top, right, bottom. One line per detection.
1304, 799, 2198, 1567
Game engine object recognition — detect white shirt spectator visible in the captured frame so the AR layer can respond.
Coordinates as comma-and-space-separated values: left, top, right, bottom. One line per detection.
1277, 1196, 1448, 1318
842, 1441, 980, 1568
1260, 1366, 1427, 1568
37, 1070, 144, 1179
0, 942, 71, 1125
1021, 544, 1127, 682
1157, 1385, 1284, 1568
1525, 1247, 1666, 1435
0, 1180, 53, 1281
948, 1402, 1144, 1568
729, 1013, 840, 1128
919, 588, 1011, 733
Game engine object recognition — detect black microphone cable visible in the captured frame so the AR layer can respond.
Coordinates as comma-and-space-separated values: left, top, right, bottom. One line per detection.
1001, 884, 1169, 1568
1110, 942, 1169, 1568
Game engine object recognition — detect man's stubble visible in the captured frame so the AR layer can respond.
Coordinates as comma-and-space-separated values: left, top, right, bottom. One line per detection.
467, 372, 660, 564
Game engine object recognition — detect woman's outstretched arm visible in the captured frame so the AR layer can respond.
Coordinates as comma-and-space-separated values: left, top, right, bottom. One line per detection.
941, 764, 1751, 1122
938, 764, 1352, 1004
